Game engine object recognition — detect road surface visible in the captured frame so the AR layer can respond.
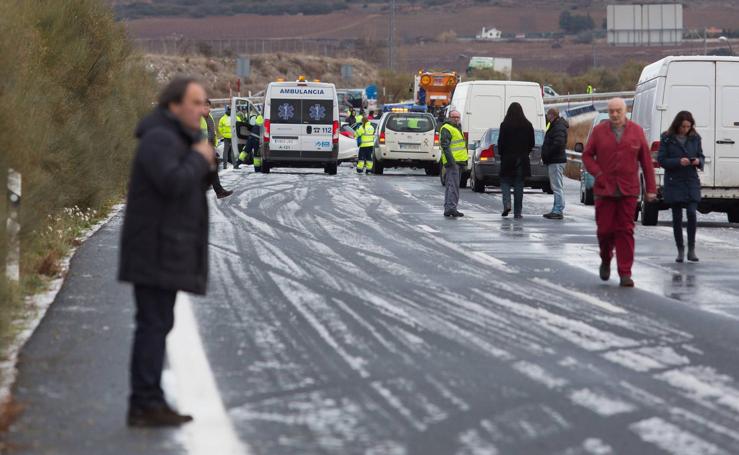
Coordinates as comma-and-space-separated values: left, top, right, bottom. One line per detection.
7, 165, 739, 455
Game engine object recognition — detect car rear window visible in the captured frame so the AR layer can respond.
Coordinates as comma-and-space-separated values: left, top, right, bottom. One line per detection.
386, 115, 434, 133
270, 98, 333, 125
488, 129, 544, 146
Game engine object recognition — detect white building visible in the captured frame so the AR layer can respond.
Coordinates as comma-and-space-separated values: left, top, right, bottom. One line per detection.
476, 26, 502, 41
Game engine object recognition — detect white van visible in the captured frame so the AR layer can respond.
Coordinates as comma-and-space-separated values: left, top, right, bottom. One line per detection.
448, 81, 546, 186
260, 78, 340, 175
632, 56, 739, 224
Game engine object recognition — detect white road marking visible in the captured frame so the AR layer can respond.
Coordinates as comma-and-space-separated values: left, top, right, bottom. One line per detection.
531, 277, 627, 314
630, 417, 726, 455
166, 293, 250, 455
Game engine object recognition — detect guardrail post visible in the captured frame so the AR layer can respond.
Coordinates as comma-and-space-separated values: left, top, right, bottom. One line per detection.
6, 168, 21, 282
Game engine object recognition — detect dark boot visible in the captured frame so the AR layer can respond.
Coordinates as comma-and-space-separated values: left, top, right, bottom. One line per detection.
444, 210, 454, 217
501, 206, 511, 217
619, 276, 635, 287
127, 404, 193, 428
452, 210, 465, 217
216, 189, 233, 199
599, 260, 611, 281
676, 245, 685, 263
687, 245, 699, 262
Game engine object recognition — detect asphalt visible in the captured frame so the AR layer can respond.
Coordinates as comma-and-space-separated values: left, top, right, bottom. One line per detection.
6, 165, 739, 455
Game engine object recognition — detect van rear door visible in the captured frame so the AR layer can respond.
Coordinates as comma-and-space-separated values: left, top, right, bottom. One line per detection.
663, 61, 715, 187
507, 85, 545, 130
269, 95, 334, 153
467, 84, 505, 146
715, 61, 739, 187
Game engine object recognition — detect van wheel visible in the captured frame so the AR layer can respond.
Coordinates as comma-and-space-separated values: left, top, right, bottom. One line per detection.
373, 162, 384, 175
728, 208, 739, 223
583, 188, 594, 206
324, 163, 338, 175
425, 164, 440, 176
641, 201, 659, 226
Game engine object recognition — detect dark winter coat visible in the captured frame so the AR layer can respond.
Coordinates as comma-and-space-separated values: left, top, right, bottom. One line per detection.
657, 132, 704, 205
119, 108, 212, 295
541, 117, 569, 165
498, 120, 535, 178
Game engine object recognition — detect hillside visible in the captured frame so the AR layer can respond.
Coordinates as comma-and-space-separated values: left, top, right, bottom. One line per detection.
143, 53, 380, 97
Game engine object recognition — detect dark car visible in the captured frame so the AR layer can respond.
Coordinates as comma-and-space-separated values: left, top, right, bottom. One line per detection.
469, 128, 551, 193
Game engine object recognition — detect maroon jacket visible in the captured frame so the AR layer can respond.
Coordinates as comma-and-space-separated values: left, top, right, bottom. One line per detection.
583, 120, 657, 198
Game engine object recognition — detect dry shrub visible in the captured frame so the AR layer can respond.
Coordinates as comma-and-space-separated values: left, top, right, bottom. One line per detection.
0, 0, 154, 347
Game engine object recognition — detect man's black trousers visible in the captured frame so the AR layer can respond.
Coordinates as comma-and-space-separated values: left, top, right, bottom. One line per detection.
129, 284, 177, 409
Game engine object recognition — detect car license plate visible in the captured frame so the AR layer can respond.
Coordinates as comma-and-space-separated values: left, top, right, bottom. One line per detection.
399, 143, 420, 150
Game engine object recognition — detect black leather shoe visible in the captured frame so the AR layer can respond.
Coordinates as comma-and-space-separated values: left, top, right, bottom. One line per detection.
544, 212, 563, 220
599, 260, 611, 281
501, 206, 511, 217
216, 190, 233, 199
452, 210, 465, 217
127, 404, 193, 428
444, 210, 453, 217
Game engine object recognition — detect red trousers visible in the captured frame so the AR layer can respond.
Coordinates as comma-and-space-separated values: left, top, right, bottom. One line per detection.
595, 196, 638, 277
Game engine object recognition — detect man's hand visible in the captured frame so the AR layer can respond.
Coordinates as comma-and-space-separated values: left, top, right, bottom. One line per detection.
691, 158, 701, 166
645, 192, 657, 202
193, 140, 216, 166
680, 157, 690, 166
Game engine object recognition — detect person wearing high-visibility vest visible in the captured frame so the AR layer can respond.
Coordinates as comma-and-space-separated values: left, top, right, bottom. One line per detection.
440, 110, 468, 217
218, 105, 234, 169
237, 113, 264, 168
355, 117, 375, 174
586, 84, 593, 95
201, 100, 232, 199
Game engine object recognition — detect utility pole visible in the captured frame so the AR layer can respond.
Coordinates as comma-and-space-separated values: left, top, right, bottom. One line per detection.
388, 0, 396, 71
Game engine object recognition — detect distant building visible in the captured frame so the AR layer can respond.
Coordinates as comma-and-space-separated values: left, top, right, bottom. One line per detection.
476, 26, 502, 41
607, 4, 683, 46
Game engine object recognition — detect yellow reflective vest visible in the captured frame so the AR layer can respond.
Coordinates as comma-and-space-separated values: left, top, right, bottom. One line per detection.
356, 123, 375, 147
218, 114, 232, 139
439, 123, 468, 165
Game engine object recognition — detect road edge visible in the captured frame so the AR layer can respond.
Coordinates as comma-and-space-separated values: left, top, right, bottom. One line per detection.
0, 204, 125, 433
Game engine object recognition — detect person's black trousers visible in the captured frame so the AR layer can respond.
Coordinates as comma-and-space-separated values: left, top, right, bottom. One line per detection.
211, 168, 226, 194
671, 202, 698, 247
129, 285, 177, 409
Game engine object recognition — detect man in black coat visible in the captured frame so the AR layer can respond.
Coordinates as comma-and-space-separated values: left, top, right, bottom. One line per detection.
541, 108, 569, 219
119, 78, 215, 427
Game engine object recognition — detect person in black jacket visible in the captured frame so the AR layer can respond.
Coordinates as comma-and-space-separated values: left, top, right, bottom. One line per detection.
541, 108, 569, 219
658, 111, 705, 263
498, 102, 535, 219
119, 78, 215, 427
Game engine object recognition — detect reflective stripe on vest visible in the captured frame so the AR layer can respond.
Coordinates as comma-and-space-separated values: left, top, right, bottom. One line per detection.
357, 124, 375, 147
439, 124, 468, 165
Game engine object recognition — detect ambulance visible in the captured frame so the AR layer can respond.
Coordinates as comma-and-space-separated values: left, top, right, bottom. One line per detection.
259, 77, 340, 175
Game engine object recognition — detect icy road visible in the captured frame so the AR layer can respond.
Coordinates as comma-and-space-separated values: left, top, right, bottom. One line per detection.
8, 165, 739, 455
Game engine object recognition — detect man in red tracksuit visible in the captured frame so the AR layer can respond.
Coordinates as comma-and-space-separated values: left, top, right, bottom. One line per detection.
583, 98, 657, 287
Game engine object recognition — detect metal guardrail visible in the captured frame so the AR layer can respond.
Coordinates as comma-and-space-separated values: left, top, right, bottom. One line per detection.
544, 90, 636, 104
566, 149, 582, 165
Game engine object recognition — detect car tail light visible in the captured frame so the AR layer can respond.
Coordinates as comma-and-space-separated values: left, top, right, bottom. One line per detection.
263, 119, 270, 143
379, 131, 386, 144
434, 132, 439, 145
332, 120, 339, 144
340, 130, 354, 139
480, 145, 495, 161
650, 140, 660, 168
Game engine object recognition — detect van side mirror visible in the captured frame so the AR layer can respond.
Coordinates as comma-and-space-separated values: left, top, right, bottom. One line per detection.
574, 142, 584, 154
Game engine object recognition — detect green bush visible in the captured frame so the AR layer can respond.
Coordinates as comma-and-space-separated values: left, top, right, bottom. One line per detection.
0, 0, 154, 323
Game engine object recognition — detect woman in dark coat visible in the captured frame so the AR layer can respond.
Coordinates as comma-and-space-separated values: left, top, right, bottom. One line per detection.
498, 102, 535, 218
658, 111, 705, 262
